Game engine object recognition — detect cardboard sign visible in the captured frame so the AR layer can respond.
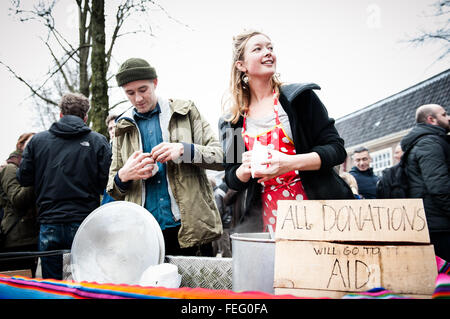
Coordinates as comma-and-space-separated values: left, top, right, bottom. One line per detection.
276, 199, 430, 243
273, 241, 437, 295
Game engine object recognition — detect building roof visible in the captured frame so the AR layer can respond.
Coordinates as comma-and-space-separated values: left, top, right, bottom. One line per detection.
335, 69, 450, 149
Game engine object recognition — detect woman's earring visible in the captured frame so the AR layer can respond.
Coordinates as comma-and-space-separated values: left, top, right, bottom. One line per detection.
242, 74, 249, 84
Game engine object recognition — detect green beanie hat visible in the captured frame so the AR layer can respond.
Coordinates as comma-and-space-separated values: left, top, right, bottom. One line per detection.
115, 58, 157, 87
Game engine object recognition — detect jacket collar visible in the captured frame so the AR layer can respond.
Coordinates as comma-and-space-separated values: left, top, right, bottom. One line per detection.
132, 103, 161, 119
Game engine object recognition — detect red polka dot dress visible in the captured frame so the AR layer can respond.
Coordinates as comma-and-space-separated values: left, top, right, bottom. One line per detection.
242, 91, 308, 232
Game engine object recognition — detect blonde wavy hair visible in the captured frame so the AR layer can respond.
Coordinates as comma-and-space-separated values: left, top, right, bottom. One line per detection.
223, 30, 282, 124
340, 172, 359, 196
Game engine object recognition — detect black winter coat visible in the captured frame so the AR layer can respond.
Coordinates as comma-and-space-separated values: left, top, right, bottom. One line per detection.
349, 166, 379, 199
219, 83, 354, 231
400, 123, 450, 233
17, 115, 112, 224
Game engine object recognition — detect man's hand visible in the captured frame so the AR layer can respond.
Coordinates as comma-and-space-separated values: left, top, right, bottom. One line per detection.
118, 150, 157, 182
150, 142, 184, 163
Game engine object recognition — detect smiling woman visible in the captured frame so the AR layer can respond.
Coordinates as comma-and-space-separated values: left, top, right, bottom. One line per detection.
225, 31, 283, 125
219, 30, 354, 233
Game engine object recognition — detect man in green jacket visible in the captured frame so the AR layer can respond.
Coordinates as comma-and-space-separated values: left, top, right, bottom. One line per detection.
107, 58, 223, 256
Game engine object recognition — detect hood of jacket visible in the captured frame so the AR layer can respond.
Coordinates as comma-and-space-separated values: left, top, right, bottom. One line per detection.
49, 115, 91, 138
280, 83, 321, 104
401, 123, 447, 152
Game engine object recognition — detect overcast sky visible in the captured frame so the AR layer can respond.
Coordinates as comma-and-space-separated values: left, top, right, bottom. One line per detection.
0, 0, 448, 161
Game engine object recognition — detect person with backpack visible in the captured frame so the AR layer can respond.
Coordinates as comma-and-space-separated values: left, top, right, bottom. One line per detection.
376, 143, 411, 199
376, 162, 407, 199
400, 104, 450, 261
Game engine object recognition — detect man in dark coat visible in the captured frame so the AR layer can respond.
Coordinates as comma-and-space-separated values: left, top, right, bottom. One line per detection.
349, 146, 379, 199
16, 93, 112, 279
401, 104, 450, 261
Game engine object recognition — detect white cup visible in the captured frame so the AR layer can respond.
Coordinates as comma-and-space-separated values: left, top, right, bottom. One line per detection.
251, 141, 269, 178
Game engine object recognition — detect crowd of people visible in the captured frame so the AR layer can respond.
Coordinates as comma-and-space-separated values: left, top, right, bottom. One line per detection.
0, 30, 448, 280
344, 103, 450, 261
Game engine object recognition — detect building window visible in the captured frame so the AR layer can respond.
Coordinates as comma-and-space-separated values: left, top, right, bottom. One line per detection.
370, 147, 393, 177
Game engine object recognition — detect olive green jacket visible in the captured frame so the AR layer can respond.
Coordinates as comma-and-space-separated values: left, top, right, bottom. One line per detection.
0, 163, 38, 249
107, 97, 223, 248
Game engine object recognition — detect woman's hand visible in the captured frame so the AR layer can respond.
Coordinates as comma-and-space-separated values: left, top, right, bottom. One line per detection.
236, 151, 253, 183
253, 149, 294, 183
254, 150, 322, 183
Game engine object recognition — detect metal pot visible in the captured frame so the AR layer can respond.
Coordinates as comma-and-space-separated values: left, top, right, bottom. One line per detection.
230, 232, 275, 294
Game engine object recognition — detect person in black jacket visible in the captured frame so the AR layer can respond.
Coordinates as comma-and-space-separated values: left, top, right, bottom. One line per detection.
16, 92, 112, 279
219, 30, 353, 232
349, 146, 379, 199
400, 104, 450, 261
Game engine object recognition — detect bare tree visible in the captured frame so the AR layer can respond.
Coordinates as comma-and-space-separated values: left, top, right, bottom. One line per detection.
2, 0, 188, 136
408, 0, 450, 61
90, 0, 109, 135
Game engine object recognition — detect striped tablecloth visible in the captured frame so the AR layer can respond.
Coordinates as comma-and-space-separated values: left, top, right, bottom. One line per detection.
0, 256, 448, 299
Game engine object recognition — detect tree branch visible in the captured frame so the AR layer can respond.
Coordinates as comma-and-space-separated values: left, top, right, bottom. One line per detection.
404, 0, 450, 60
109, 99, 128, 111
147, 0, 193, 30
0, 60, 58, 106
49, 26, 81, 61
105, 0, 133, 71
42, 40, 76, 92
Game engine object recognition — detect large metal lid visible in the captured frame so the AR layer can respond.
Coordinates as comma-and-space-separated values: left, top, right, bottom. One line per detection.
71, 201, 165, 285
